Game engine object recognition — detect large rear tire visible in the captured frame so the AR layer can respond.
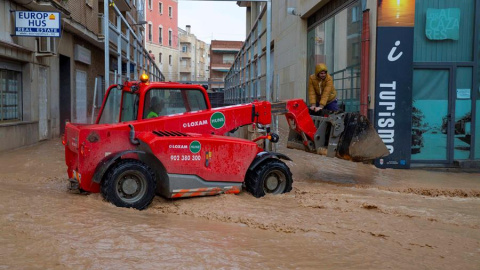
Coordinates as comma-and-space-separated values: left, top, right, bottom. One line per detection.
245, 159, 293, 198
101, 159, 156, 210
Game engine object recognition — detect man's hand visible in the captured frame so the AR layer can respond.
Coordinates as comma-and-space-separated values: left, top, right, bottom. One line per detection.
314, 106, 322, 112
310, 105, 316, 111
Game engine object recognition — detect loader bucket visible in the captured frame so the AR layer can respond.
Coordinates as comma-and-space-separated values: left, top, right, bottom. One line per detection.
336, 113, 390, 162
279, 100, 389, 162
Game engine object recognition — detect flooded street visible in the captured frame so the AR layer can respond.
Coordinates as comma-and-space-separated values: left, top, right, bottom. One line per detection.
1, 139, 479, 269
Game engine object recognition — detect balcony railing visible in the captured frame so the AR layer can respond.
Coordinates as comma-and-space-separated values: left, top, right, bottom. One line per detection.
101, 0, 164, 87
331, 64, 361, 113
224, 2, 272, 105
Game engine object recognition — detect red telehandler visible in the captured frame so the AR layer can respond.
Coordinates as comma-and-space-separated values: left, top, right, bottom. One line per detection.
63, 75, 388, 209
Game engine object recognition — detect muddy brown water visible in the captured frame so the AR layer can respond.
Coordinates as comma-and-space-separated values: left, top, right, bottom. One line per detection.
1, 139, 479, 269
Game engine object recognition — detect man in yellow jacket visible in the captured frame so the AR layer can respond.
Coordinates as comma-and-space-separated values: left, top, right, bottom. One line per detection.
308, 63, 338, 112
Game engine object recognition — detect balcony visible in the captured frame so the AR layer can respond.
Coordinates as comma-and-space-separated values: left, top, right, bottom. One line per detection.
211, 63, 232, 72
181, 51, 191, 59
180, 66, 192, 73
99, 0, 132, 12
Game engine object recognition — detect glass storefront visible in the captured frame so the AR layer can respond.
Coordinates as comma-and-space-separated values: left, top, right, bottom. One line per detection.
476, 24, 480, 159
412, 0, 478, 163
307, 1, 362, 112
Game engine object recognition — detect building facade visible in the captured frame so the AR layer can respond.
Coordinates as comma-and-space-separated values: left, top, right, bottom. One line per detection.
178, 25, 210, 84
145, 0, 180, 81
231, 0, 479, 168
0, 0, 161, 152
210, 40, 243, 92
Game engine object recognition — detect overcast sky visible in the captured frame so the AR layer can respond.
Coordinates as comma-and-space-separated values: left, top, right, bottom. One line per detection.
178, 1, 246, 44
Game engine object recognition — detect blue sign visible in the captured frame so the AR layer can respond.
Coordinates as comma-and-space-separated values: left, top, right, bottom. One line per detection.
426, 8, 460, 40
15, 11, 61, 37
374, 27, 414, 169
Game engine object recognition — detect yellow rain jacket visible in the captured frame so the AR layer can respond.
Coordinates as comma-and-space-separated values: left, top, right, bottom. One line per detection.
308, 63, 337, 107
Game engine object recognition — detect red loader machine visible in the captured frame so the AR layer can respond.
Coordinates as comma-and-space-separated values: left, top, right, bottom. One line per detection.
63, 76, 389, 210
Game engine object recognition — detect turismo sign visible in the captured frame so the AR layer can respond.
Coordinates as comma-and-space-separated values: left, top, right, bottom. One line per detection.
15, 11, 61, 37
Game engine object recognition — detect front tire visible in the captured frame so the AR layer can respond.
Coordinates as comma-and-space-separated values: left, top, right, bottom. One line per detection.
101, 159, 156, 210
245, 159, 293, 198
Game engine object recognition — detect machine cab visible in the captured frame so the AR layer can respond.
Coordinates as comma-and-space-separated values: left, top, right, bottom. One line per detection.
96, 80, 211, 124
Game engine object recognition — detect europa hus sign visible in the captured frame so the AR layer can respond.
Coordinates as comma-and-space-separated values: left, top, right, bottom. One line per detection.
15, 11, 61, 37
374, 0, 415, 169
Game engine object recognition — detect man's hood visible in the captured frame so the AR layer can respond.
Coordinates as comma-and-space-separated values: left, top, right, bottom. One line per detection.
315, 63, 328, 75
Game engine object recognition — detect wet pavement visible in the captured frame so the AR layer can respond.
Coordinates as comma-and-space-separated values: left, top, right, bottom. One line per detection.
0, 139, 479, 269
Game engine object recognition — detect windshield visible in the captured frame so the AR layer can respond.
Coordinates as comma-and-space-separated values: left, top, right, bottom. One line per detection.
98, 87, 138, 124
143, 88, 207, 119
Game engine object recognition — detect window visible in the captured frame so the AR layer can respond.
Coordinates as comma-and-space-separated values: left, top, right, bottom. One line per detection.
158, 26, 163, 44
143, 88, 207, 118
159, 2, 163, 14
307, 1, 362, 112
182, 45, 188, 52
223, 54, 235, 64
168, 30, 172, 46
168, 6, 172, 17
148, 24, 152, 42
351, 6, 360, 23
158, 53, 162, 63
169, 55, 172, 65
0, 69, 22, 122
97, 86, 140, 123
148, 0, 152, 10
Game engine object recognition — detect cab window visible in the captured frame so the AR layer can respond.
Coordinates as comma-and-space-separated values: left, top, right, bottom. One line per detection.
98, 87, 138, 124
143, 88, 208, 119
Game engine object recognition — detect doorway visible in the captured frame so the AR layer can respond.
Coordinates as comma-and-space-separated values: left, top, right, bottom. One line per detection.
411, 67, 473, 164
59, 55, 71, 134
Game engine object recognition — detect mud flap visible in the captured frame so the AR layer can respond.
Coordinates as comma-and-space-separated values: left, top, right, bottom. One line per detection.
336, 113, 390, 162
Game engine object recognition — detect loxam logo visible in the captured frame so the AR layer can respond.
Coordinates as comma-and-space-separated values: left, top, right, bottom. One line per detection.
210, 112, 225, 129
189, 141, 201, 154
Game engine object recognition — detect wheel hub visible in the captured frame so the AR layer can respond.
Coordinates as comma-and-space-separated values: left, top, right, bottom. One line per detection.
265, 175, 280, 191
121, 177, 139, 195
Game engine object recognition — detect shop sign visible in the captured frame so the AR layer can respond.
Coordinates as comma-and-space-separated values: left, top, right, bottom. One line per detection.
74, 45, 91, 65
15, 11, 61, 37
374, 0, 415, 169
426, 8, 460, 41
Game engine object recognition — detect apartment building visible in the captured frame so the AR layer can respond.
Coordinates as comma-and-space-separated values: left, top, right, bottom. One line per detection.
209, 40, 243, 92
178, 25, 210, 84
145, 0, 180, 81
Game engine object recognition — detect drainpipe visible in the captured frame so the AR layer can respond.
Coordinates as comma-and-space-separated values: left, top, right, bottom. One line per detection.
360, 9, 370, 117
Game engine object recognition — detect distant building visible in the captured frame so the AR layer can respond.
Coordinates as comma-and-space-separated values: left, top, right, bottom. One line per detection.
178, 25, 210, 84
144, 0, 179, 81
209, 40, 243, 92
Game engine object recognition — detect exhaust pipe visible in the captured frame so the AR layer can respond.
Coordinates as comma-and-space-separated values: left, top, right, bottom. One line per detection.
129, 124, 140, 145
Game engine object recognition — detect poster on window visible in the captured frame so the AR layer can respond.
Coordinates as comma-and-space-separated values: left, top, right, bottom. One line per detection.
374, 0, 415, 169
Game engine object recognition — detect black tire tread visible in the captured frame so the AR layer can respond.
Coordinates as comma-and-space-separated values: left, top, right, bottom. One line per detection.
245, 159, 293, 198
101, 159, 156, 210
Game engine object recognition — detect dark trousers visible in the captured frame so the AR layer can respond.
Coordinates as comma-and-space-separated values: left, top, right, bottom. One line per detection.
325, 99, 339, 111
